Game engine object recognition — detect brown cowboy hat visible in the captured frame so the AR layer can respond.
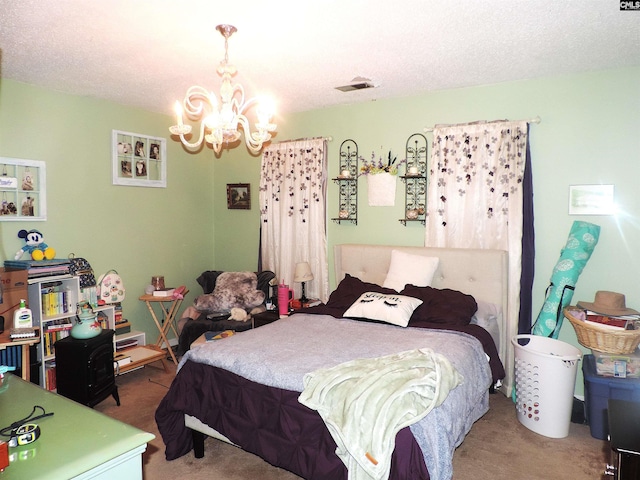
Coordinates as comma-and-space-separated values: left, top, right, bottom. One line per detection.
577, 290, 639, 316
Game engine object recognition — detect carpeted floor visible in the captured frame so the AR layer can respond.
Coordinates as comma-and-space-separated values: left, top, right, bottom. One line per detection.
94, 360, 609, 480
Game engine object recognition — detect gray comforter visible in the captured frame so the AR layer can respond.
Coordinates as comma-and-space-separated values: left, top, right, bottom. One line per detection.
182, 313, 492, 480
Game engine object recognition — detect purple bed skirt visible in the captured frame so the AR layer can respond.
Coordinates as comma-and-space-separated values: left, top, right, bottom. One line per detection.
155, 359, 430, 479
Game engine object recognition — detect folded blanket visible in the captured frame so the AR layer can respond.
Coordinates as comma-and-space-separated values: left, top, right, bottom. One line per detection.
298, 348, 462, 480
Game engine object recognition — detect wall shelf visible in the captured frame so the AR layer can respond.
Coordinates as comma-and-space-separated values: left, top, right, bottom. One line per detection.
399, 134, 428, 225
331, 139, 358, 225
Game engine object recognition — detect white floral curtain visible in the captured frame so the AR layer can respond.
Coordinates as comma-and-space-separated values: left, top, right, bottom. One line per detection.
425, 120, 529, 394
259, 138, 329, 302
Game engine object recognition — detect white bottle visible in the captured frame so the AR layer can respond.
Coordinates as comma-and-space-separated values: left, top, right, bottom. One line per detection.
13, 299, 33, 329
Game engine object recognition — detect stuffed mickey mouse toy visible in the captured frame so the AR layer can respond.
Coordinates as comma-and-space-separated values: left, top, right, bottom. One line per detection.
14, 229, 56, 261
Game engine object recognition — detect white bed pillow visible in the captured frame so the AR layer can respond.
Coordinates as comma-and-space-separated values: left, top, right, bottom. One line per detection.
383, 250, 440, 292
343, 292, 423, 327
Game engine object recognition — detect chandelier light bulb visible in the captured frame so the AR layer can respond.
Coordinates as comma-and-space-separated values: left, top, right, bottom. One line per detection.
169, 24, 277, 154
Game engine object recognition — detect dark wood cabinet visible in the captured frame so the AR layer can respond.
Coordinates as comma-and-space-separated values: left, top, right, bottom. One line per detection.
607, 399, 640, 479
55, 329, 120, 407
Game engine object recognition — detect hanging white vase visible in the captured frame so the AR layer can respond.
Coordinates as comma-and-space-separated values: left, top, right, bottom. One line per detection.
367, 172, 397, 206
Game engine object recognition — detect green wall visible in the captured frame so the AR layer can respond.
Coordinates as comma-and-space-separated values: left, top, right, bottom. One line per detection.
213, 66, 640, 397
0, 79, 215, 346
2, 67, 639, 397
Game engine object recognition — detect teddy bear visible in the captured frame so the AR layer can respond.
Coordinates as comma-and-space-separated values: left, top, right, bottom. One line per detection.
14, 229, 56, 260
228, 305, 267, 322
193, 272, 265, 316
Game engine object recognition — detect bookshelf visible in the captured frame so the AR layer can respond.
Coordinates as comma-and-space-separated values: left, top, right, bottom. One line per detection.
27, 276, 114, 390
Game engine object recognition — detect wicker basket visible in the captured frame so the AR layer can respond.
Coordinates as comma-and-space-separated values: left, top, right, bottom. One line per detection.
564, 307, 640, 354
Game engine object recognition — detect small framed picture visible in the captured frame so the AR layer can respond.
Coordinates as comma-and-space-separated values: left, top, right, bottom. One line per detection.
227, 183, 251, 210
112, 130, 166, 188
569, 184, 615, 215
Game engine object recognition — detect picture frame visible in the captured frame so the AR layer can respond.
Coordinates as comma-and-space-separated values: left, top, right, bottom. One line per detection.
112, 130, 166, 188
0, 157, 47, 221
227, 183, 251, 210
569, 184, 615, 215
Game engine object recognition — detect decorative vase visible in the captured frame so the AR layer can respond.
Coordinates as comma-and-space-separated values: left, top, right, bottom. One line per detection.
71, 303, 102, 339
406, 209, 419, 219
367, 172, 397, 206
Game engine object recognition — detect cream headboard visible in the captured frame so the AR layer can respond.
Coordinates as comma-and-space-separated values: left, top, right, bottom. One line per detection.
334, 244, 509, 368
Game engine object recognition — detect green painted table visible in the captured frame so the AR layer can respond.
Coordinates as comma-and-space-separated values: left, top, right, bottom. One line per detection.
0, 373, 154, 479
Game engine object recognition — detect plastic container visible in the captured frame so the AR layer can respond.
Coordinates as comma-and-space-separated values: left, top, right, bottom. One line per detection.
512, 335, 582, 438
583, 354, 640, 440
13, 299, 33, 328
592, 350, 640, 378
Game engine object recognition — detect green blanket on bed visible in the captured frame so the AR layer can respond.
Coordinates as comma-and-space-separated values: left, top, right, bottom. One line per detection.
298, 348, 462, 480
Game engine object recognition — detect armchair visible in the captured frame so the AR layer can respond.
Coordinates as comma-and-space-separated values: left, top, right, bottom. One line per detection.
177, 270, 276, 355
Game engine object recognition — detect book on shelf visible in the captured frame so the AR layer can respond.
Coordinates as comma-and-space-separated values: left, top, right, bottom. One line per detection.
28, 273, 72, 284
79, 286, 99, 308
115, 320, 131, 334
25, 266, 70, 277
40, 289, 72, 316
45, 364, 56, 391
46, 321, 73, 332
4, 258, 70, 269
116, 338, 139, 351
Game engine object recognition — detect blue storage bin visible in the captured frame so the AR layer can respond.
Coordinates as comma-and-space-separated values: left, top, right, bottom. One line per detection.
583, 354, 640, 440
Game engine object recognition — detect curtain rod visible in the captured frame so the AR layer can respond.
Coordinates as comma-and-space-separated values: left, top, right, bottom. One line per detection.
423, 116, 541, 133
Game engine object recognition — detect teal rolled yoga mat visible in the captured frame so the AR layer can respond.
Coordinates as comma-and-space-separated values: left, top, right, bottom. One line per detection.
532, 221, 600, 339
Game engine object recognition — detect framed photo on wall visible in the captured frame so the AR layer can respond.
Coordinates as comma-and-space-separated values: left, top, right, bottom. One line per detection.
0, 157, 47, 221
112, 130, 166, 187
227, 183, 251, 210
569, 184, 615, 215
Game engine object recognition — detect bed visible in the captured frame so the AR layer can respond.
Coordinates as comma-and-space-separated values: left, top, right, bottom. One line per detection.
155, 244, 508, 480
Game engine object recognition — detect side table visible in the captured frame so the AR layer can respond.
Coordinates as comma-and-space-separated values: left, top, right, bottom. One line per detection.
252, 310, 280, 328
138, 290, 188, 366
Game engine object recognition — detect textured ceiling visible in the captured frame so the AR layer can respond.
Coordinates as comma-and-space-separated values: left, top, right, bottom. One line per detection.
1, 1, 638, 118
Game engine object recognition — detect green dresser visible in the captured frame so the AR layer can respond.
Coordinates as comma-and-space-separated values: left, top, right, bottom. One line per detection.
0, 374, 154, 479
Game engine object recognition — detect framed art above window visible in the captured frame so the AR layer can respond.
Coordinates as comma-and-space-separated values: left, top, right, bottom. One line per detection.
0, 157, 46, 221
112, 130, 167, 188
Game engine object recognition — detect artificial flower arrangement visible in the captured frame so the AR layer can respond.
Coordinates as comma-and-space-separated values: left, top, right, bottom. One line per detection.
359, 151, 406, 176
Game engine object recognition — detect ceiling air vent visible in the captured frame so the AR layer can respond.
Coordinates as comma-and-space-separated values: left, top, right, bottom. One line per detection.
336, 75, 378, 92
335, 78, 376, 92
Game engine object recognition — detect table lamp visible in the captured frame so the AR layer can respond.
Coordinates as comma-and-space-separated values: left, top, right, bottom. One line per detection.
294, 262, 314, 303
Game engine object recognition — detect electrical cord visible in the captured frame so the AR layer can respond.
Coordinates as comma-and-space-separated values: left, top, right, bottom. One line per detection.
0, 405, 54, 446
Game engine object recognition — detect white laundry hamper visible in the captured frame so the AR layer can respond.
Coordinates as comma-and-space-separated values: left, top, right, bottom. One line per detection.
512, 334, 582, 438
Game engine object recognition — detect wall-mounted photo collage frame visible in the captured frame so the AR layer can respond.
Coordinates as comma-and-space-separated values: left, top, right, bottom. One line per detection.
112, 130, 167, 188
0, 157, 46, 221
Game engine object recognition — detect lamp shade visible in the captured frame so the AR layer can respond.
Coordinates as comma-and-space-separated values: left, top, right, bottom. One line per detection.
294, 262, 314, 283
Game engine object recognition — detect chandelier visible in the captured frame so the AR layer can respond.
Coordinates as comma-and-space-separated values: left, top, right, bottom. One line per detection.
169, 24, 277, 154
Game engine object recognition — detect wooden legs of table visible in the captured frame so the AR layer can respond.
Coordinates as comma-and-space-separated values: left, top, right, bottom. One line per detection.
142, 298, 183, 366
21, 345, 30, 382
